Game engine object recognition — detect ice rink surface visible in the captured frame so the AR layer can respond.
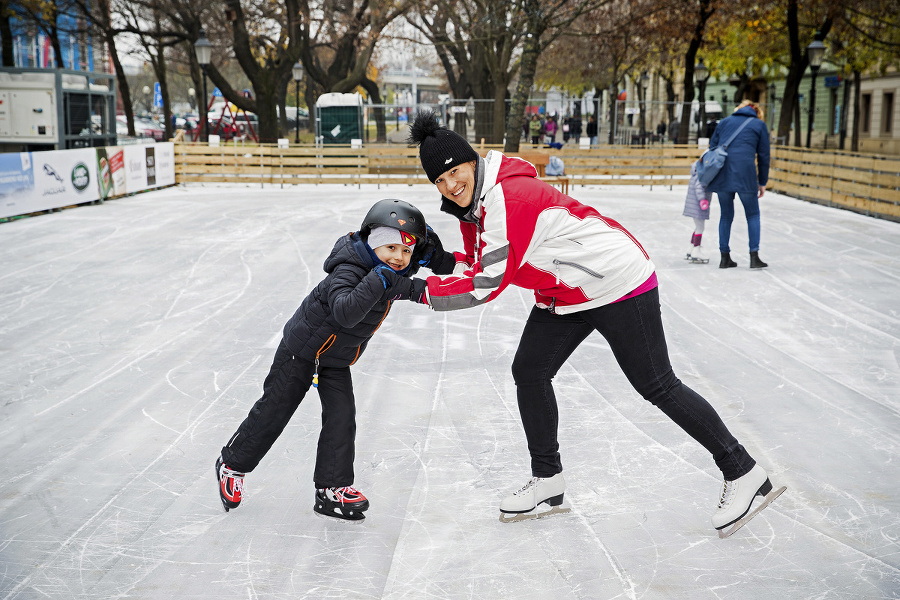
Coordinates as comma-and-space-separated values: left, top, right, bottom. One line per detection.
1, 181, 898, 599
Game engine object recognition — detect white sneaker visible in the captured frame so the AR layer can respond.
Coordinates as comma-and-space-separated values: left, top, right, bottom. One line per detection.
500, 473, 566, 513
689, 245, 709, 264
711, 464, 772, 530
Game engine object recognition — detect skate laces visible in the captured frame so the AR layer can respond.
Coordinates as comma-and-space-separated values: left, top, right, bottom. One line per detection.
220, 464, 244, 492
514, 477, 541, 496
329, 486, 365, 503
717, 480, 735, 509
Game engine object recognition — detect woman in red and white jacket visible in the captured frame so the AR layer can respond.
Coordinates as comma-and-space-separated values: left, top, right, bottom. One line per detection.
404, 111, 784, 536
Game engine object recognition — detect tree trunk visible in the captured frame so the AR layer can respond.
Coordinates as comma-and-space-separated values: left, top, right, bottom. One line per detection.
839, 70, 850, 150
108, 28, 135, 136
504, 0, 544, 153
1, 1, 14, 67
359, 77, 386, 142
677, 0, 713, 145
851, 70, 861, 152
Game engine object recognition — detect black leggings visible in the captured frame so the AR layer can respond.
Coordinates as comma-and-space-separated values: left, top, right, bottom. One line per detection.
221, 340, 357, 488
511, 288, 755, 481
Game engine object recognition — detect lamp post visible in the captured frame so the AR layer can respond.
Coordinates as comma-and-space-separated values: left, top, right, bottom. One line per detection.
292, 62, 304, 144
640, 71, 649, 146
142, 85, 151, 115
767, 83, 776, 129
194, 31, 212, 143
806, 33, 826, 148
188, 87, 195, 111
695, 58, 709, 137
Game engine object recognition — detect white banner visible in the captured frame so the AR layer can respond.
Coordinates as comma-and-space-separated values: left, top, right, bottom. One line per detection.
0, 142, 176, 219
124, 145, 148, 193
153, 142, 176, 187
0, 149, 98, 218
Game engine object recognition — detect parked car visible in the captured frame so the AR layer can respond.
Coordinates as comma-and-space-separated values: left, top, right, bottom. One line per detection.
206, 115, 238, 140
231, 113, 259, 137
116, 116, 165, 140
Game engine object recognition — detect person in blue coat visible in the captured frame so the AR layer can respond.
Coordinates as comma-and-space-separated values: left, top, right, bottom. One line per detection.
706, 101, 771, 269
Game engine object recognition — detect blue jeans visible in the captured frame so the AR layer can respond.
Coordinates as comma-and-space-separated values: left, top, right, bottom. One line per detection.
718, 191, 761, 253
511, 289, 755, 481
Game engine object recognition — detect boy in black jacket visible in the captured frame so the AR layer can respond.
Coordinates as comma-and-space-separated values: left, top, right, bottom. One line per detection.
215, 199, 453, 520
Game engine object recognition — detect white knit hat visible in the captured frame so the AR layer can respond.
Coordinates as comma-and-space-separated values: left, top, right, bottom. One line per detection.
367, 226, 416, 251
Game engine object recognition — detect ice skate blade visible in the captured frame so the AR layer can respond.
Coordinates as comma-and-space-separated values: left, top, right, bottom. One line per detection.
689, 257, 710, 264
718, 485, 786, 539
314, 503, 366, 522
499, 505, 572, 523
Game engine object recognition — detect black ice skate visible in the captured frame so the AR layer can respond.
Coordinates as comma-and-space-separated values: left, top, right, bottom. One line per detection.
314, 486, 370, 521
215, 456, 244, 512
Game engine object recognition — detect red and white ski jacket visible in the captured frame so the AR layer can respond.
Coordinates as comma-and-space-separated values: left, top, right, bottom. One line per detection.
424, 150, 656, 315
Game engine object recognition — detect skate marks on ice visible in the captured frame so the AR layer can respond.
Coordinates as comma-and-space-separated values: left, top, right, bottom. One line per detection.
3, 186, 900, 598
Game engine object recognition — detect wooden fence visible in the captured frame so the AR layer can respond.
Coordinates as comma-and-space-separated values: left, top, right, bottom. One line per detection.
767, 146, 900, 220
174, 142, 900, 220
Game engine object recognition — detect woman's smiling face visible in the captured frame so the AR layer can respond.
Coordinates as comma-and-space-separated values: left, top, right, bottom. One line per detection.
435, 160, 477, 208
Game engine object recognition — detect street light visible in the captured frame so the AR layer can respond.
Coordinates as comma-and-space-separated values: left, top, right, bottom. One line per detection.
142, 85, 151, 115
194, 30, 212, 142
292, 61, 304, 144
806, 33, 826, 148
188, 87, 195, 111
695, 58, 709, 136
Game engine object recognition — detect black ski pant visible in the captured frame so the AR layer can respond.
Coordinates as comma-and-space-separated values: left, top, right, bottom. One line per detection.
220, 340, 357, 489
511, 288, 756, 481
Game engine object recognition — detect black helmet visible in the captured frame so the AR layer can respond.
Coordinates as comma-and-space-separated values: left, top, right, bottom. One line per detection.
360, 199, 427, 243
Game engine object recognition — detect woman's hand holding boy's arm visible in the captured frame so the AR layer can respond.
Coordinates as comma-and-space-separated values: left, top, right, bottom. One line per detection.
418, 226, 456, 275
373, 265, 428, 304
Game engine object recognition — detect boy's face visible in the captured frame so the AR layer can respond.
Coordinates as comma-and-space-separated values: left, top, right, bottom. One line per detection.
373, 243, 413, 271
434, 160, 477, 209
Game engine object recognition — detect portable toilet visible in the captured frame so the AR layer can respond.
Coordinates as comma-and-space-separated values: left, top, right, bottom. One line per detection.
316, 93, 364, 144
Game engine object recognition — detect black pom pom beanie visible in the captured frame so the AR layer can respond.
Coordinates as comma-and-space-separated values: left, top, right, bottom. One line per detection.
409, 112, 479, 183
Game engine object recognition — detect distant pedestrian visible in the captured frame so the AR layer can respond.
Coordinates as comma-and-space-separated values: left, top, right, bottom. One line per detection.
544, 116, 557, 144
706, 101, 770, 269
529, 114, 542, 146
586, 115, 598, 146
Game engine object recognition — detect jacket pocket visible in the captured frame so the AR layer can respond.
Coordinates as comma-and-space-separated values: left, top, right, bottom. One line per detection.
552, 259, 605, 284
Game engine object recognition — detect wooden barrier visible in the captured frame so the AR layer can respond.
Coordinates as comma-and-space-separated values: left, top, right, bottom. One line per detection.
768, 147, 900, 220
173, 142, 900, 221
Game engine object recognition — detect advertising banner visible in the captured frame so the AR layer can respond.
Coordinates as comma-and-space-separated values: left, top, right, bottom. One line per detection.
33, 149, 99, 206
96, 146, 126, 200
154, 142, 176, 187
1, 149, 98, 218
0, 153, 35, 219
2, 143, 176, 219
123, 144, 148, 193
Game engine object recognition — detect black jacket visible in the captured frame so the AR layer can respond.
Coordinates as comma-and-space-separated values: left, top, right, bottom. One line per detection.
282, 232, 403, 368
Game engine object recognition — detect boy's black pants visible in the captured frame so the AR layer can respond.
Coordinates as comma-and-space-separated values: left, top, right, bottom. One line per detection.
220, 340, 357, 489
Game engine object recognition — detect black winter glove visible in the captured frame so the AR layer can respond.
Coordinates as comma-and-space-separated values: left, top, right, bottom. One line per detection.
373, 265, 429, 304
417, 226, 456, 275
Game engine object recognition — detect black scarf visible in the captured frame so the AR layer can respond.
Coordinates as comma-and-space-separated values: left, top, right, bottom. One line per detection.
439, 155, 485, 223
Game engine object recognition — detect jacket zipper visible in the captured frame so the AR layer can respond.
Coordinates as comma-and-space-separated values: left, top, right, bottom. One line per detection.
312, 334, 337, 388
552, 259, 605, 284
314, 303, 392, 376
